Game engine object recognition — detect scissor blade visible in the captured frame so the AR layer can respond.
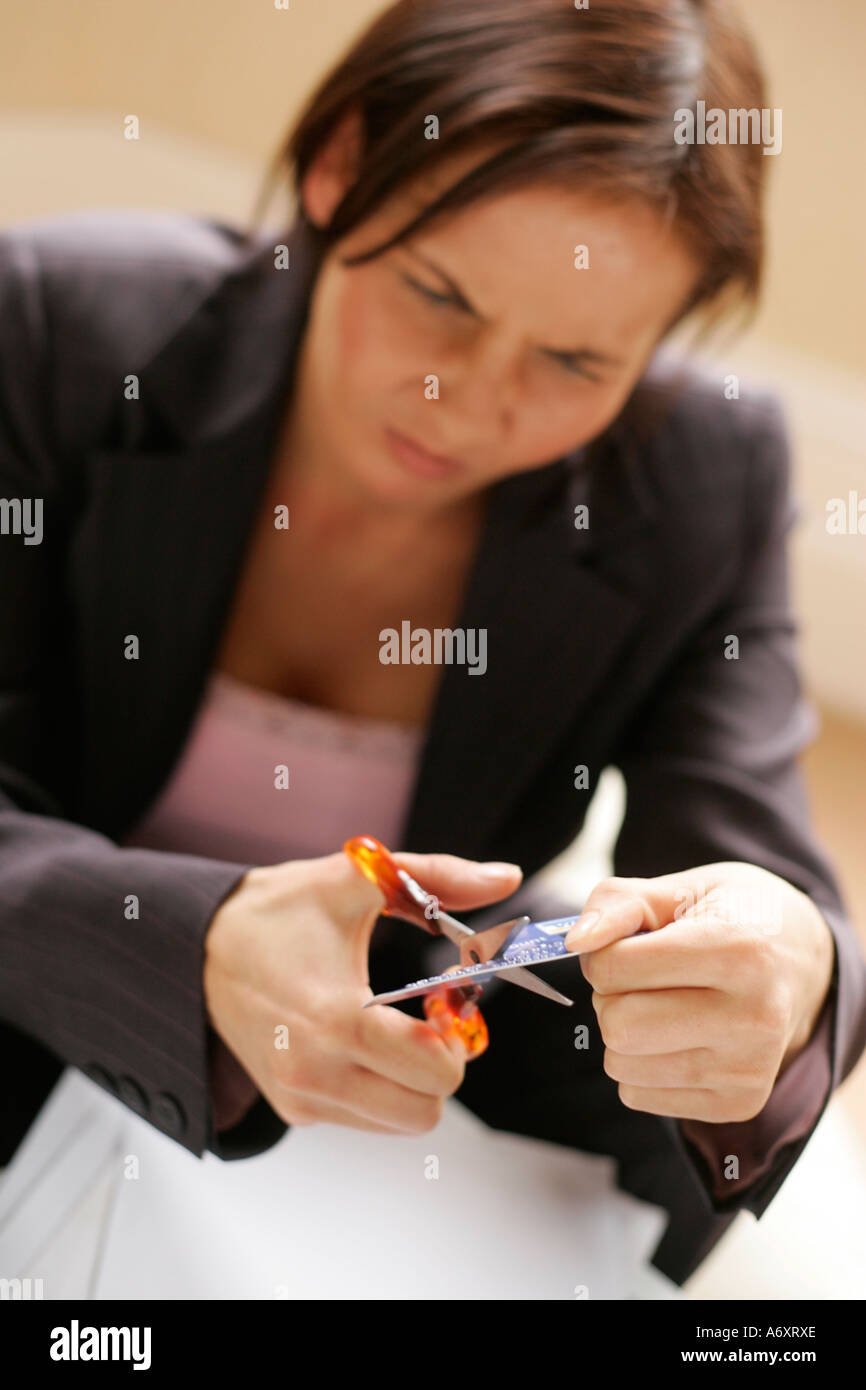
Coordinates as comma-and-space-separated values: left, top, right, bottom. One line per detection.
438, 910, 573, 1005
503, 965, 573, 1006
364, 943, 576, 1008
436, 912, 531, 950
433, 908, 482, 946
459, 915, 532, 968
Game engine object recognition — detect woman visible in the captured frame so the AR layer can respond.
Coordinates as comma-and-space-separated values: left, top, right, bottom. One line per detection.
1, 0, 863, 1290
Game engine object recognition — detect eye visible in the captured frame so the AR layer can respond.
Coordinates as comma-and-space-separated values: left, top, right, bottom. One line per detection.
548, 354, 604, 384
399, 266, 605, 383
401, 273, 462, 310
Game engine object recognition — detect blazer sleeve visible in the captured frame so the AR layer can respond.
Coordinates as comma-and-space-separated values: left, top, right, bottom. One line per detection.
0, 230, 287, 1164
609, 393, 866, 1220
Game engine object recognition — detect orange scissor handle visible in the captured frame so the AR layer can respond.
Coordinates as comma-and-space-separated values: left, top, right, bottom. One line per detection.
343, 835, 489, 1059
343, 835, 424, 921
424, 984, 489, 1059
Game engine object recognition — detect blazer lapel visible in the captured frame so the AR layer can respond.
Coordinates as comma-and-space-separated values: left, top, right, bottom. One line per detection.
74, 219, 324, 832
75, 419, 282, 832
401, 450, 653, 859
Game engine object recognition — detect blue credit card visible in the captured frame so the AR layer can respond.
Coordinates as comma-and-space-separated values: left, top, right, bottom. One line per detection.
496, 916, 582, 962
364, 915, 582, 1006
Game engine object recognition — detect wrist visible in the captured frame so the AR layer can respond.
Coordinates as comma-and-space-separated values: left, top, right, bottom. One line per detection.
782, 899, 835, 1073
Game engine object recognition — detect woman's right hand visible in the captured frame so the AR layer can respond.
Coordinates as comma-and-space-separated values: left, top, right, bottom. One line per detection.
203, 849, 522, 1134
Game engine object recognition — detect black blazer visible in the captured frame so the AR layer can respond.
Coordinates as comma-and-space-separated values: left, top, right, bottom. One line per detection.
1, 209, 864, 1287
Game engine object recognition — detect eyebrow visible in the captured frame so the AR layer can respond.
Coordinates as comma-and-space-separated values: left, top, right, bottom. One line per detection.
400, 245, 626, 368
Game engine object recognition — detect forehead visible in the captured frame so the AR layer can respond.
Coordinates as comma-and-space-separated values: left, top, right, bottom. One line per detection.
374, 155, 701, 345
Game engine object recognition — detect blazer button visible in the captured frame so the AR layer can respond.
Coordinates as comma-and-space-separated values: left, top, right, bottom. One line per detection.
116, 1076, 150, 1116
153, 1093, 186, 1136
82, 1063, 117, 1095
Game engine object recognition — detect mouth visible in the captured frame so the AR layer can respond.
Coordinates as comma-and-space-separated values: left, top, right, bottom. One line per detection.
385, 426, 467, 479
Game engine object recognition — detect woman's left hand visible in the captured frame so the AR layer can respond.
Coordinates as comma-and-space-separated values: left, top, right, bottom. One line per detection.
565, 861, 835, 1123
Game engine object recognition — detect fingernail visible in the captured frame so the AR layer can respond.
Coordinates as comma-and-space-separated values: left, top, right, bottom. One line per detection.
478, 861, 522, 879
565, 909, 601, 948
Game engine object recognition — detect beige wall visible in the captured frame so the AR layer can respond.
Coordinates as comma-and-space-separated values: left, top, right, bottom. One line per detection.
745, 1, 866, 376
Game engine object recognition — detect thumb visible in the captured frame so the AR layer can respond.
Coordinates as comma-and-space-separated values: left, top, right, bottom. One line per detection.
564, 864, 743, 953
563, 871, 686, 954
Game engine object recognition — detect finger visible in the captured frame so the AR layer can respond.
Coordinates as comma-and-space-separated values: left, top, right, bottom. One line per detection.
606, 1044, 776, 1114
603, 1046, 718, 1090
324, 1060, 450, 1134
330, 848, 522, 952
255, 1062, 397, 1133
283, 1094, 415, 1134
592, 986, 737, 1054
579, 916, 737, 994
393, 852, 523, 910
426, 966, 483, 1067
615, 1085, 722, 1122
275, 1041, 452, 1132
615, 1084, 767, 1123
354, 998, 466, 1095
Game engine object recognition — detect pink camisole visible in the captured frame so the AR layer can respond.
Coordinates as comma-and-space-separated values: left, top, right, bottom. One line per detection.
121, 670, 426, 865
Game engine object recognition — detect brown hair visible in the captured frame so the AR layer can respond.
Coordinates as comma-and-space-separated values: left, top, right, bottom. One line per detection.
250, 0, 770, 338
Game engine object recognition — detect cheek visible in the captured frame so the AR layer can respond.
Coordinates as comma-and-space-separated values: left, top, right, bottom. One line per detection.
332, 277, 375, 374
516, 378, 634, 462
332, 274, 417, 395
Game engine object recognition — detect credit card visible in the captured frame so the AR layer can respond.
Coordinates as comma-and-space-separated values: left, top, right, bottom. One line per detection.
364, 915, 582, 1007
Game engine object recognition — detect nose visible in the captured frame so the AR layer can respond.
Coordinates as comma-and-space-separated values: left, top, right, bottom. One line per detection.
441, 325, 518, 441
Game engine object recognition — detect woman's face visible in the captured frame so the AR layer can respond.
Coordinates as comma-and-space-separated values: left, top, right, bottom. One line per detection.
292, 140, 703, 510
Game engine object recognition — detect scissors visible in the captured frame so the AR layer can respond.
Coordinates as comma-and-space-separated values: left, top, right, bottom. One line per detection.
343, 836, 577, 1060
